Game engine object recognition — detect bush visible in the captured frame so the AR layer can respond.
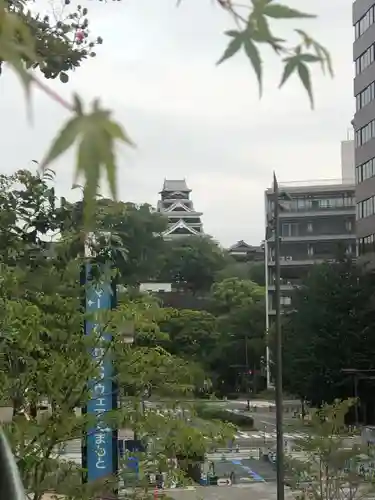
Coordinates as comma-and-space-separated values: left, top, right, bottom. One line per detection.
196, 405, 254, 428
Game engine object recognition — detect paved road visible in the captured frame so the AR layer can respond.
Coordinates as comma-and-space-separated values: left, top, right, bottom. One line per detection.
167, 482, 295, 500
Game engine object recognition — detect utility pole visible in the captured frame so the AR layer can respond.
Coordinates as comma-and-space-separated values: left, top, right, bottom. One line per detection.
245, 335, 250, 411
273, 173, 284, 500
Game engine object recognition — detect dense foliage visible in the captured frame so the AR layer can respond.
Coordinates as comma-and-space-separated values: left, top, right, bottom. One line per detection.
0, 170, 236, 499
287, 400, 375, 500
282, 259, 375, 414
157, 236, 230, 293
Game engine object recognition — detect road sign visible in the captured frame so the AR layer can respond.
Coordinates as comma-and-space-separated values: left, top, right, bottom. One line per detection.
84, 264, 116, 482
217, 478, 232, 486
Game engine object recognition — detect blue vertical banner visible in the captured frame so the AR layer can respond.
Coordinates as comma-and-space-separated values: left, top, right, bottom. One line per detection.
84, 263, 116, 482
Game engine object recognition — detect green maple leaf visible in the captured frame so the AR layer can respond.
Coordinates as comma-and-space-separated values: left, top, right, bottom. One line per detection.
40, 96, 134, 226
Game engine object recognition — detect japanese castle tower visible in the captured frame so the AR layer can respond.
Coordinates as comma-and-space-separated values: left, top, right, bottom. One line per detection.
157, 179, 204, 239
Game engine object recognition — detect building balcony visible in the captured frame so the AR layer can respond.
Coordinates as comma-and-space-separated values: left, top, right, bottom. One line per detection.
268, 256, 334, 266
267, 278, 302, 291
277, 207, 355, 218
268, 307, 295, 316
267, 234, 356, 243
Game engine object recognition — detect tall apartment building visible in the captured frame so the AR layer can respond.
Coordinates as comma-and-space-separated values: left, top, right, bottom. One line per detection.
265, 182, 356, 321
353, 1, 375, 264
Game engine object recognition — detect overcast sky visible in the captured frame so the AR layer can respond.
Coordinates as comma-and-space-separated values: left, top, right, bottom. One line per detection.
0, 0, 354, 247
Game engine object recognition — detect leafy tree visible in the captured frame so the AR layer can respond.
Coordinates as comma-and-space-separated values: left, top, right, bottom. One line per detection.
287, 400, 374, 500
210, 277, 264, 314
157, 236, 229, 294
0, 260, 230, 499
0, 170, 233, 499
282, 260, 375, 409
0, 169, 61, 266
216, 261, 266, 286
209, 278, 266, 394
3, 0, 102, 82
60, 198, 168, 285
159, 308, 219, 364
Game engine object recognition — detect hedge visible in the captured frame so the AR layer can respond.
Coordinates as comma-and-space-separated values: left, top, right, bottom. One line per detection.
196, 405, 254, 428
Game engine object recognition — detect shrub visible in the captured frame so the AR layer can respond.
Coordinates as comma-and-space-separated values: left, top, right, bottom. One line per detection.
196, 405, 254, 428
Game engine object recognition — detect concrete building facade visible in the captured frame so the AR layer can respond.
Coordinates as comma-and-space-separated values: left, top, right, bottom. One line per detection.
353, 0, 375, 263
265, 181, 356, 321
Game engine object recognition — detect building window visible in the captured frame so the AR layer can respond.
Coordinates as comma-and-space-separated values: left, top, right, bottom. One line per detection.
355, 6, 375, 40
358, 233, 375, 255
280, 296, 292, 306
356, 81, 375, 111
345, 220, 353, 232
307, 222, 313, 233
355, 44, 375, 75
307, 244, 314, 257
357, 196, 375, 219
356, 157, 375, 183
355, 119, 375, 146
281, 223, 299, 237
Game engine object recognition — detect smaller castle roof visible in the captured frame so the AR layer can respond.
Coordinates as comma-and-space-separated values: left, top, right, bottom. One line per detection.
229, 240, 253, 251
161, 179, 190, 193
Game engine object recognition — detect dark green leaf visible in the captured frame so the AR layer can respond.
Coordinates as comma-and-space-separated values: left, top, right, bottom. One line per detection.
217, 34, 244, 65
253, 14, 273, 42
73, 94, 83, 116
314, 42, 334, 77
279, 58, 297, 88
295, 29, 312, 48
224, 30, 240, 38
244, 39, 262, 97
59, 72, 69, 83
263, 3, 316, 19
297, 63, 314, 109
298, 54, 321, 63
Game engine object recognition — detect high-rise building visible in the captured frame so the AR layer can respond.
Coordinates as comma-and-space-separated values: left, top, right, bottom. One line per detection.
157, 179, 203, 239
265, 181, 356, 322
353, 1, 375, 264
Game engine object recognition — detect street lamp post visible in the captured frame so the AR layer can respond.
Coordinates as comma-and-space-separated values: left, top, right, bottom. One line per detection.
273, 173, 284, 500
245, 335, 250, 411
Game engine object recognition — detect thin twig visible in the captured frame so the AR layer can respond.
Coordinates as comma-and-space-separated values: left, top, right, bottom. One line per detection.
31, 74, 73, 112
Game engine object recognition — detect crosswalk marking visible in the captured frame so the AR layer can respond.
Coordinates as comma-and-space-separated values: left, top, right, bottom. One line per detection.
234, 431, 306, 440
207, 451, 258, 460
59, 431, 308, 457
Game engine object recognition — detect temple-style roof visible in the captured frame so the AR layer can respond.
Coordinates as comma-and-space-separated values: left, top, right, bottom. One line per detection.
229, 240, 253, 251
163, 219, 200, 237
161, 179, 190, 193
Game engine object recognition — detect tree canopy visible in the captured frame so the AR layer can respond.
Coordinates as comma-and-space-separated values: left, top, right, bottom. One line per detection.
208, 277, 266, 394
157, 236, 230, 293
282, 259, 375, 409
216, 261, 265, 286
4, 0, 102, 82
0, 169, 235, 499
